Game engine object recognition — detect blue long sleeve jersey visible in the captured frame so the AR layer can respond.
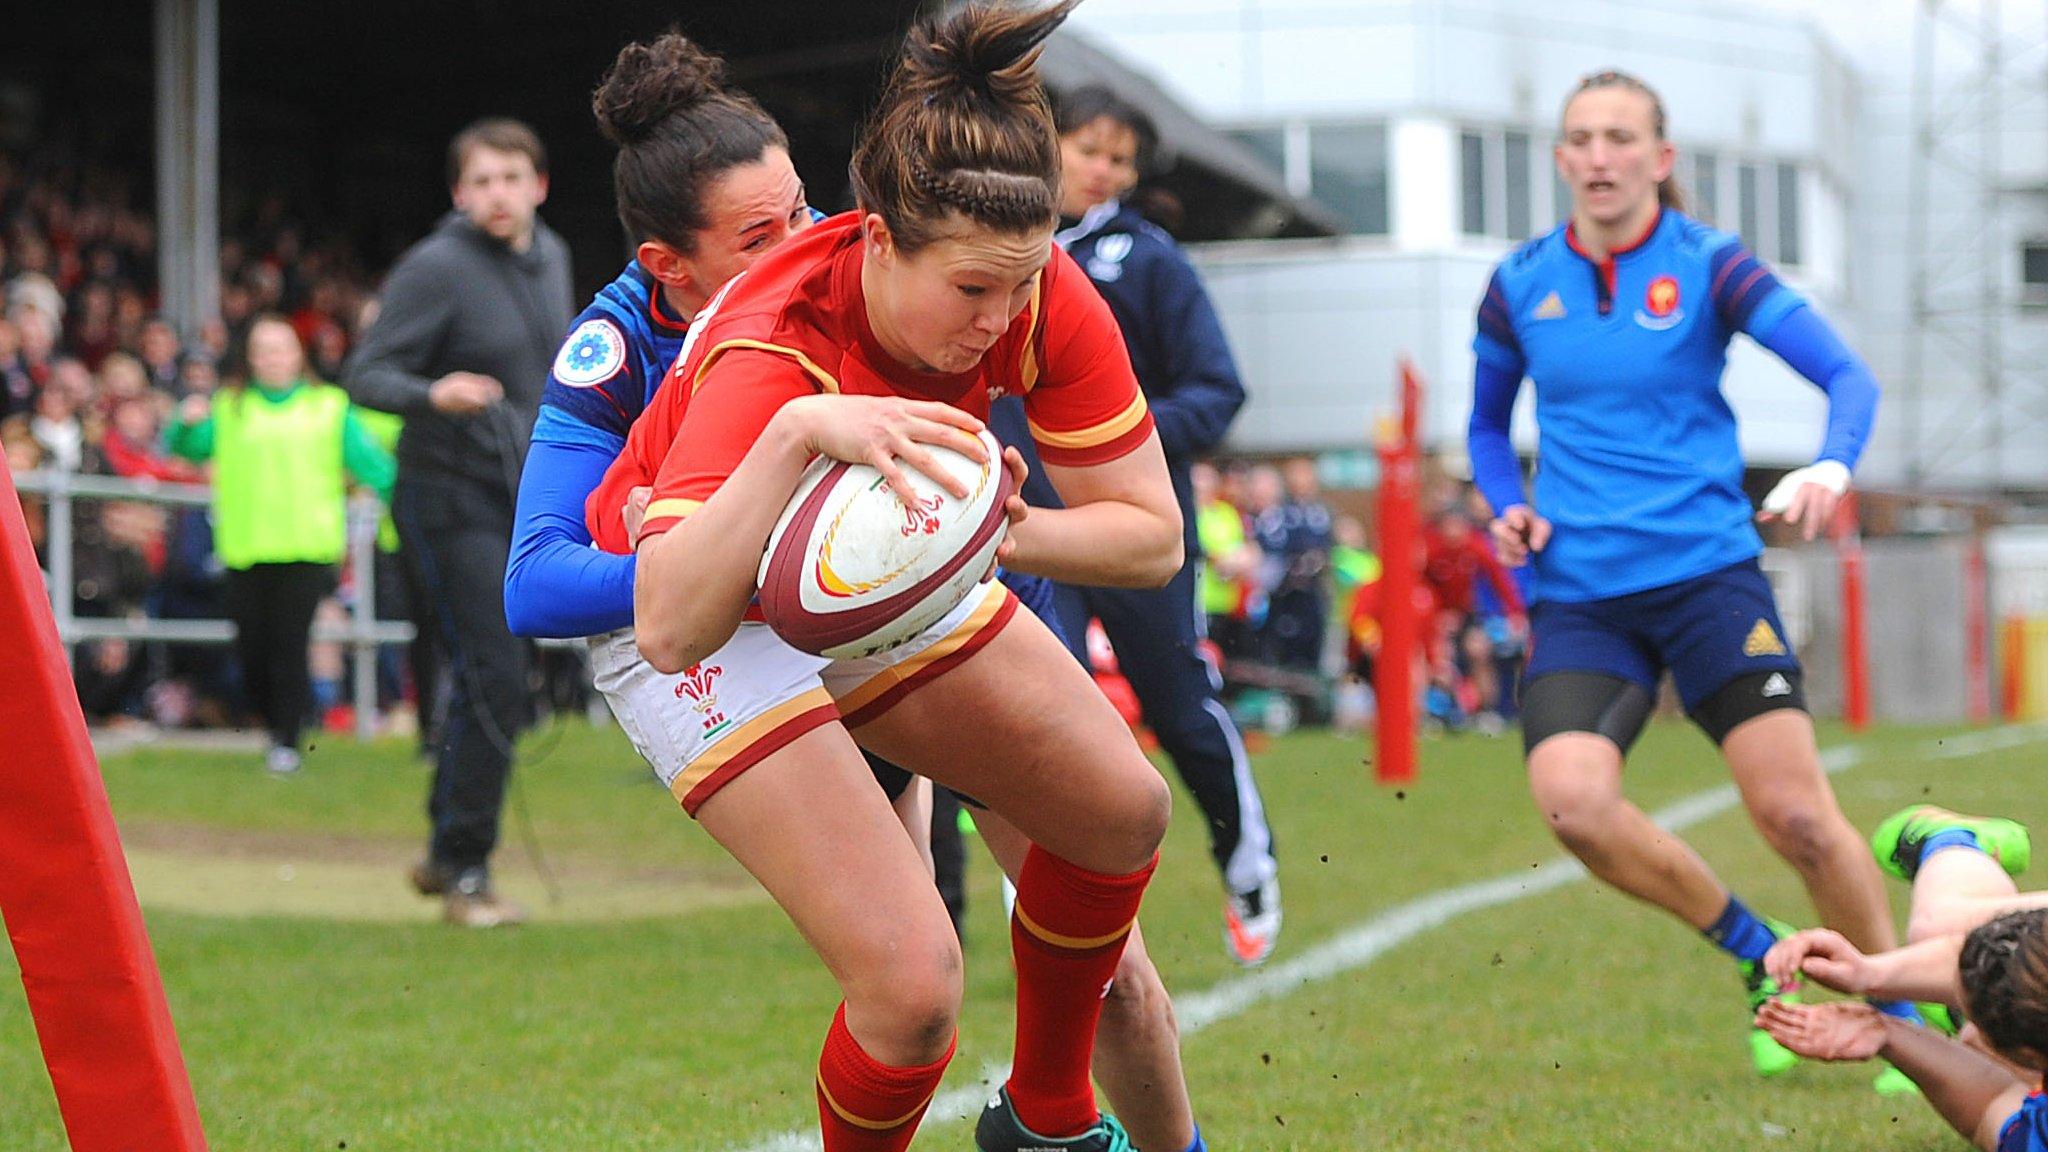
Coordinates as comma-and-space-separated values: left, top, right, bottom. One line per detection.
999, 201, 1246, 559
1466, 210, 1879, 604
505, 260, 697, 638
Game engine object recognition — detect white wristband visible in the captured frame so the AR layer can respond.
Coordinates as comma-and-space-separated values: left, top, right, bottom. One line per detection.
1761, 460, 1850, 515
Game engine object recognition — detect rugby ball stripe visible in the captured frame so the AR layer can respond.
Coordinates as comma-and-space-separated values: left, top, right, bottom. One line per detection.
757, 429, 1012, 659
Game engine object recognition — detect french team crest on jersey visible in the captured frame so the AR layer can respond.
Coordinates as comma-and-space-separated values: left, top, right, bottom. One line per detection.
1533, 291, 1567, 320
554, 318, 628, 387
1635, 276, 1684, 331
1086, 233, 1134, 282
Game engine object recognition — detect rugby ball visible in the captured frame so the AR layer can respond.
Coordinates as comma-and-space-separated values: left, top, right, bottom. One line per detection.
757, 429, 1011, 659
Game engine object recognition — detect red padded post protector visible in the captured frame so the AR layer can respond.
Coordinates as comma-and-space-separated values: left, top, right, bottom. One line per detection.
0, 463, 206, 1150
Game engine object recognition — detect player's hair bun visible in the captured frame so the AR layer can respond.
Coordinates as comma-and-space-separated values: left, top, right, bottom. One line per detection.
593, 32, 730, 146
895, 0, 1074, 108
591, 32, 786, 251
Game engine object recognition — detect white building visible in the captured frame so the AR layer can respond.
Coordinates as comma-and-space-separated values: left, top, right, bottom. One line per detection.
1068, 0, 2048, 493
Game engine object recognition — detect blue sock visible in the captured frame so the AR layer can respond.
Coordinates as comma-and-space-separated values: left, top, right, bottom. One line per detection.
1920, 828, 1981, 864
1703, 895, 1779, 962
1183, 1128, 1207, 1152
1870, 998, 1924, 1025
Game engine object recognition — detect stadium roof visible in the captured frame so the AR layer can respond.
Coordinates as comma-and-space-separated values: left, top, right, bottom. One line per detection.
8, 0, 1333, 303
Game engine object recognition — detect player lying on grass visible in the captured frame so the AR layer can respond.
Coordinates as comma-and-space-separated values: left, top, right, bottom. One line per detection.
1758, 807, 2046, 1150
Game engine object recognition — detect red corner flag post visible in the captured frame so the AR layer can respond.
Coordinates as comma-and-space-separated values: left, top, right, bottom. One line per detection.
0, 464, 207, 1149
1832, 492, 1870, 732
1372, 360, 1424, 785
1965, 537, 1990, 724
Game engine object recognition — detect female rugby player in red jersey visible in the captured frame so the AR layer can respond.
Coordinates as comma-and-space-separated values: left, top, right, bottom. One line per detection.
551, 28, 1205, 1152
628, 4, 1180, 1150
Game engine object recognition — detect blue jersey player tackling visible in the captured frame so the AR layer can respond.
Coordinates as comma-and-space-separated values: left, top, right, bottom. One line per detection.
499, 32, 1208, 1152
505, 257, 698, 637
1466, 69, 1917, 1088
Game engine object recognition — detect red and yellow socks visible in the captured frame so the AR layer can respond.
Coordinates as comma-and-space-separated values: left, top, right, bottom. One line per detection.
1007, 845, 1157, 1136
815, 1002, 955, 1152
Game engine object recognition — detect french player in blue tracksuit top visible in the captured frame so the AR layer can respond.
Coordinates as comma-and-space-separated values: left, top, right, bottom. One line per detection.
1467, 70, 1922, 1086
991, 85, 1282, 968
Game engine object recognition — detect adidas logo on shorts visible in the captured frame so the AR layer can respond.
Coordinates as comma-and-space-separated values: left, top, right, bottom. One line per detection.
1743, 619, 1787, 657
1762, 673, 1792, 698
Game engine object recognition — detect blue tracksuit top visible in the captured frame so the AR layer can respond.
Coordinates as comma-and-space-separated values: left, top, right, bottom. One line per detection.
1467, 209, 1878, 604
998, 200, 1246, 560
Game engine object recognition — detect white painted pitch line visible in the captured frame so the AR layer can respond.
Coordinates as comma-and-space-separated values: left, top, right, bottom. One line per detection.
731, 725, 2047, 1152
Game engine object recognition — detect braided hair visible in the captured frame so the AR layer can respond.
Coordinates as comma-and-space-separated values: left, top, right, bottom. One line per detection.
1960, 908, 2048, 1061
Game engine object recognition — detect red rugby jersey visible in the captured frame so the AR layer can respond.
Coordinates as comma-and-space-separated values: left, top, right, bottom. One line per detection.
585, 212, 1152, 551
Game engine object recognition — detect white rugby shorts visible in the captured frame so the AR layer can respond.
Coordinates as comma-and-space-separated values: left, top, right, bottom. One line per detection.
589, 579, 1016, 815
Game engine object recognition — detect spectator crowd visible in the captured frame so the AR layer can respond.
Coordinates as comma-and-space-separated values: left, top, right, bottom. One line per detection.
1192, 458, 1530, 736
0, 145, 398, 734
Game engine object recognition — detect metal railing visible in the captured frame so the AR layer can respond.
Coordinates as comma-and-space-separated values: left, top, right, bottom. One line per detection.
15, 468, 413, 741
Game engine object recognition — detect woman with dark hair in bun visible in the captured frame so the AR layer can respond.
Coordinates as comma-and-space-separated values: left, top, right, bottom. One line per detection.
622, 3, 1183, 1148
506, 31, 811, 643
513, 22, 1202, 1152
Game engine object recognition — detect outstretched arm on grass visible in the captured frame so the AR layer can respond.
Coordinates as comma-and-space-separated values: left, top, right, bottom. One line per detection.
1765, 928, 1966, 1006
1756, 1000, 2029, 1152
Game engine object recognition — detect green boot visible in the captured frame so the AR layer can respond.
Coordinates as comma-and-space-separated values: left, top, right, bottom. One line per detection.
1871, 806, 2030, 882
1738, 917, 1803, 1078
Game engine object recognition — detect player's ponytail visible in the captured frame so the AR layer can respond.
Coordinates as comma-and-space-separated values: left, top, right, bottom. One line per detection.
591, 32, 789, 251
850, 0, 1076, 252
1563, 70, 1687, 215
1959, 908, 2048, 1060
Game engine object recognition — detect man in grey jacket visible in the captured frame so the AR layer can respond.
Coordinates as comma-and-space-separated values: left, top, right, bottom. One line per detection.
345, 118, 573, 927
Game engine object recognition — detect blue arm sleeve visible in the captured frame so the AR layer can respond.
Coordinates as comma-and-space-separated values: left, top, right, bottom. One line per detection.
504, 409, 637, 638
1752, 303, 1880, 470
1468, 268, 1531, 514
1140, 247, 1246, 459
1468, 358, 1529, 514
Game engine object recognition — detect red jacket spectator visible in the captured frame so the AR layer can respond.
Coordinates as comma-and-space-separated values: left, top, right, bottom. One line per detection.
100, 397, 202, 485
1422, 514, 1525, 619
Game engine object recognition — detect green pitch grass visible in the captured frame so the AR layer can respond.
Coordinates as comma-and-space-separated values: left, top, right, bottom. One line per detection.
0, 718, 2039, 1150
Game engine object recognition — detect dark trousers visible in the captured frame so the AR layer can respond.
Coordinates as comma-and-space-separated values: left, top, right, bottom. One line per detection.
223, 562, 334, 750
1264, 589, 1329, 673
373, 546, 428, 715
1054, 561, 1277, 896
394, 482, 530, 873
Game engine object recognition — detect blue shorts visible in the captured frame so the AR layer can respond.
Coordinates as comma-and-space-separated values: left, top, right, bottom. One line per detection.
999, 569, 1068, 650
1522, 558, 1800, 713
